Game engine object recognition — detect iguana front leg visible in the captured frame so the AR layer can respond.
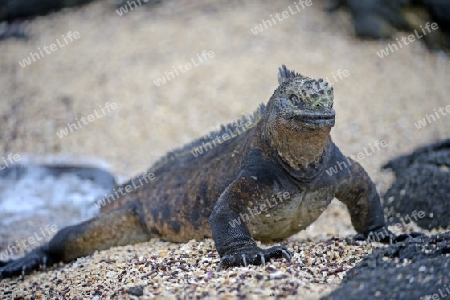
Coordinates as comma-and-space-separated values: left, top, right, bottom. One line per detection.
208, 177, 291, 271
335, 159, 393, 243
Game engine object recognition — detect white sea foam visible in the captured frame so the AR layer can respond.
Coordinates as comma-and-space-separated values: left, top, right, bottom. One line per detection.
0, 155, 115, 228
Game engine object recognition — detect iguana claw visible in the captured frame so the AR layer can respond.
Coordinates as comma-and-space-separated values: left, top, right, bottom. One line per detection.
217, 245, 291, 271
354, 228, 425, 245
0, 247, 52, 279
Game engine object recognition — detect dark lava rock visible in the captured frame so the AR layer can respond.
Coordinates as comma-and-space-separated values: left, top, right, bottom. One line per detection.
0, 0, 98, 22
326, 0, 409, 39
0, 0, 99, 40
420, 0, 450, 31
322, 232, 450, 300
326, 0, 450, 50
382, 138, 450, 231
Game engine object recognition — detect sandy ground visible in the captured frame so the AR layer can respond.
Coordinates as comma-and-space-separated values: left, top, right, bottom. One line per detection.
0, 0, 449, 298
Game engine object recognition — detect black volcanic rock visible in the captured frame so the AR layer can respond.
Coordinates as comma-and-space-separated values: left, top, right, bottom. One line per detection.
322, 232, 450, 300
382, 138, 450, 231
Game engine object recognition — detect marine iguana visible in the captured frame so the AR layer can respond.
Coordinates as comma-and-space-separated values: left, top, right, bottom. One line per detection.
0, 65, 395, 278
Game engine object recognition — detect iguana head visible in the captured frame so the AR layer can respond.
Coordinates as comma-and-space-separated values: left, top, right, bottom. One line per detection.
274, 65, 335, 128
262, 65, 335, 170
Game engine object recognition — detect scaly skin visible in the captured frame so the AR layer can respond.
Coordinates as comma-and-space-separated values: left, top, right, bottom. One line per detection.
1, 65, 392, 278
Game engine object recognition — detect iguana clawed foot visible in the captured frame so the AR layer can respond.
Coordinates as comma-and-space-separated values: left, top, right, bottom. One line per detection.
217, 245, 291, 271
354, 227, 425, 244
0, 247, 52, 280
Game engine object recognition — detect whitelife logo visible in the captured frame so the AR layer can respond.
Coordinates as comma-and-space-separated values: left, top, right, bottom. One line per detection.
56, 102, 118, 139
153, 50, 215, 87
250, 0, 313, 35
0, 225, 58, 260
18, 31, 81, 68
376, 22, 439, 58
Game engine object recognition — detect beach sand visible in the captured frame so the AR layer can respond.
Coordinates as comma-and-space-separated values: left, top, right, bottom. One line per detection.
0, 0, 449, 298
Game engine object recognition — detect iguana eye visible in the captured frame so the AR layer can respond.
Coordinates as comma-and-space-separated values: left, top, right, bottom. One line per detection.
289, 94, 299, 102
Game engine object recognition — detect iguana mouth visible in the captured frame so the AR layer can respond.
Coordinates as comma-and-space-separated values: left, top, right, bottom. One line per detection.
290, 111, 335, 126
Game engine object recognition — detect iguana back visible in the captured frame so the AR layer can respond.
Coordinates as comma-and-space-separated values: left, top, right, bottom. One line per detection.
99, 106, 265, 242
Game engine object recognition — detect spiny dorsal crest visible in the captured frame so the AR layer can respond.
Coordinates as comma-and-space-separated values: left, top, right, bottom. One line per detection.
278, 65, 303, 84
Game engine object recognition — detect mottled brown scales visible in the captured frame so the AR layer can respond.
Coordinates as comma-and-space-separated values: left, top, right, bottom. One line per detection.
1, 65, 392, 277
